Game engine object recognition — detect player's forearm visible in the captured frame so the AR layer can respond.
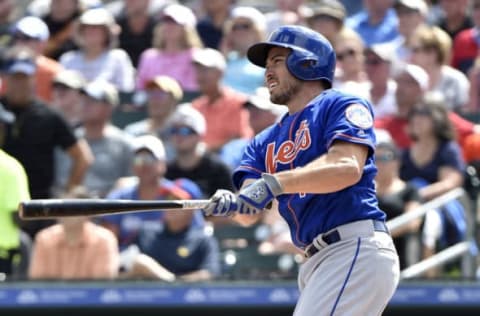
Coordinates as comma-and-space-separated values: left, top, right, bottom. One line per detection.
275, 155, 363, 194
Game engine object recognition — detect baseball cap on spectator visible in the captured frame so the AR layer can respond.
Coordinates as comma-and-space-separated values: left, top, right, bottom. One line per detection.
53, 70, 86, 90
133, 135, 166, 161
77, 8, 120, 47
4, 56, 36, 75
245, 87, 288, 117
365, 42, 397, 63
231, 6, 267, 32
81, 80, 119, 106
374, 128, 393, 145
161, 4, 197, 28
0, 102, 14, 123
397, 63, 429, 91
145, 75, 183, 102
394, 0, 428, 16
192, 48, 226, 71
79, 7, 116, 27
13, 16, 50, 41
306, 0, 347, 24
169, 103, 206, 135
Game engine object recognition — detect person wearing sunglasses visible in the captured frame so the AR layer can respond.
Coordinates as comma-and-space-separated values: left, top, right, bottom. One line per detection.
364, 43, 398, 119
220, 6, 267, 95
124, 75, 184, 161
332, 27, 370, 100
99, 134, 205, 251
165, 104, 234, 198
375, 140, 422, 270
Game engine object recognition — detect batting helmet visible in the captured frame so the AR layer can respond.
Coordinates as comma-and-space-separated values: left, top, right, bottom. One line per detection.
247, 25, 336, 84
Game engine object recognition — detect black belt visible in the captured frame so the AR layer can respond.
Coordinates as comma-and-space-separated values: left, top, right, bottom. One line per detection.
304, 220, 389, 258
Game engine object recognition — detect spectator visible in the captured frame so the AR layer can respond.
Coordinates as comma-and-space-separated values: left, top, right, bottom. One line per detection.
0, 105, 32, 280
219, 87, 288, 170
451, 0, 480, 75
332, 27, 370, 100
166, 104, 234, 197
136, 3, 202, 96
375, 63, 477, 151
191, 48, 253, 152
364, 43, 398, 119
124, 75, 183, 161
468, 57, 480, 113
346, 0, 400, 46
34, 0, 85, 60
59, 7, 135, 93
115, 0, 156, 67
1, 48, 92, 237
375, 140, 422, 269
50, 69, 86, 127
51, 69, 88, 197
29, 186, 119, 280
122, 188, 220, 282
264, 0, 311, 36
0, 0, 17, 49
392, 0, 429, 62
10, 16, 63, 103
305, 0, 347, 44
433, 0, 473, 40
399, 93, 466, 277
99, 134, 204, 250
76, 80, 134, 197
220, 6, 266, 95
409, 25, 470, 112
196, 0, 234, 49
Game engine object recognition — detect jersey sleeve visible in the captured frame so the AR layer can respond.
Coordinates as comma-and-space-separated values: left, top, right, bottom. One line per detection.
322, 95, 376, 155
232, 136, 267, 190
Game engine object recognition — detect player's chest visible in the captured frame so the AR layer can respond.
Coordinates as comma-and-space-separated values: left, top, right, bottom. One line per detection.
265, 119, 325, 173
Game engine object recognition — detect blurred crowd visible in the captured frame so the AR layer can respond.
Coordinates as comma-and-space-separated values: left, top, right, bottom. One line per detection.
1, 0, 480, 282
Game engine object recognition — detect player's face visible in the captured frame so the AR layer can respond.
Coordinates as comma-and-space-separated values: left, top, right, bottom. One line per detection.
265, 47, 301, 105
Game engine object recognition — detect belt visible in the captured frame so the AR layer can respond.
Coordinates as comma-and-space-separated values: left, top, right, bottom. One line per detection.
304, 219, 389, 258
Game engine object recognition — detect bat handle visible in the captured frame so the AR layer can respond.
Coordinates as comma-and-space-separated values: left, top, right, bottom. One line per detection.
183, 200, 211, 209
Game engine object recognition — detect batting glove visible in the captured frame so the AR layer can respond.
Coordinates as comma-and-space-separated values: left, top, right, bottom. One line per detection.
238, 173, 284, 212
203, 189, 239, 216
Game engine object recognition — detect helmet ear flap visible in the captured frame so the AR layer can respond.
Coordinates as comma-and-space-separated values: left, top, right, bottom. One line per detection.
286, 49, 322, 81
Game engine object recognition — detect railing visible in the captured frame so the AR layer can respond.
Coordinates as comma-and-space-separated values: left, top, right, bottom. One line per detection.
385, 187, 478, 279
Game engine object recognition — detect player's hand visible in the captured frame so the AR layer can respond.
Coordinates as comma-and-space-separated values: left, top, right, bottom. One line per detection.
203, 189, 239, 216
238, 173, 283, 211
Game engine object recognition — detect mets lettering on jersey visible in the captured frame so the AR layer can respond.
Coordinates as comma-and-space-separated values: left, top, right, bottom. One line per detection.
233, 89, 385, 248
266, 120, 311, 173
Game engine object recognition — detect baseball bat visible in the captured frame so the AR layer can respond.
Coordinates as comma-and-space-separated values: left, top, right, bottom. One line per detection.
18, 199, 211, 220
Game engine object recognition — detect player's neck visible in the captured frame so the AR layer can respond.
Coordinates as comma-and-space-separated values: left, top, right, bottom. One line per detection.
288, 84, 325, 113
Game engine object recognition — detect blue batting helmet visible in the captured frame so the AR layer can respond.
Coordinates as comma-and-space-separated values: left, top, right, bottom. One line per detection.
247, 25, 336, 84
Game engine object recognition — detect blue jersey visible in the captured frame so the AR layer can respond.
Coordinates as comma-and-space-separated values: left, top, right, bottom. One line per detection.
233, 89, 385, 248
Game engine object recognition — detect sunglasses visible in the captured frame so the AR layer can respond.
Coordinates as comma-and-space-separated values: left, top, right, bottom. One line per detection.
376, 152, 396, 162
411, 46, 432, 54
133, 152, 158, 166
147, 90, 170, 100
169, 126, 197, 136
365, 58, 383, 66
409, 108, 432, 118
336, 49, 357, 61
232, 23, 252, 31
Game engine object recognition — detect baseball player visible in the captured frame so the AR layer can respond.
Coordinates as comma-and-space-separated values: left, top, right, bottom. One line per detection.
204, 25, 400, 315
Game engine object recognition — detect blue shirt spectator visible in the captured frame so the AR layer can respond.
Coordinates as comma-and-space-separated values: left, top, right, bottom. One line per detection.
135, 211, 220, 277
346, 8, 400, 46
